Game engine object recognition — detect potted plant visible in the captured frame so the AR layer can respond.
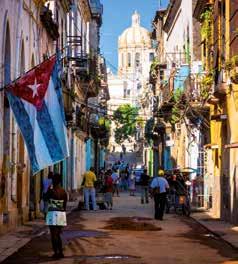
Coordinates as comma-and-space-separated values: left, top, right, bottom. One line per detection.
200, 7, 213, 40
228, 55, 238, 84
232, 55, 238, 67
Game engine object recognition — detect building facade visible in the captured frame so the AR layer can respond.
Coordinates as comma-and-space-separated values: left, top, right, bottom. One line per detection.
150, 0, 210, 198
0, 0, 108, 233
149, 0, 238, 225
194, 0, 238, 223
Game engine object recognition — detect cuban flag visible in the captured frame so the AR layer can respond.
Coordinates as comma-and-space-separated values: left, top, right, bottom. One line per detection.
6, 56, 69, 174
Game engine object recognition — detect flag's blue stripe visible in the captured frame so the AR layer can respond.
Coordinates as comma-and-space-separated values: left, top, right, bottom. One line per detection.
7, 93, 40, 173
45, 78, 69, 156
36, 101, 64, 162
51, 60, 66, 125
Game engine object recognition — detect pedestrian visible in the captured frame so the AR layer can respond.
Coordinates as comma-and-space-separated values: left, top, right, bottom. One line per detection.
104, 170, 113, 209
140, 169, 150, 204
150, 169, 169, 220
120, 169, 128, 191
129, 172, 136, 196
111, 169, 120, 197
41, 171, 53, 219
45, 173, 67, 259
82, 167, 97, 210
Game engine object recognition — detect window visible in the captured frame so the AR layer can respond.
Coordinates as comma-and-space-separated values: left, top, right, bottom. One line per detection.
135, 52, 140, 67
127, 53, 131, 67
121, 53, 124, 67
123, 88, 127, 98
149, 52, 154, 62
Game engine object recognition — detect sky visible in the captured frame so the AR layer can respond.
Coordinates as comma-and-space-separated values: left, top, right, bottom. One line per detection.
100, 0, 169, 73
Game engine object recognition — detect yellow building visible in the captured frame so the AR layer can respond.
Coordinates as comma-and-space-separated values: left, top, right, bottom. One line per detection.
194, 0, 238, 223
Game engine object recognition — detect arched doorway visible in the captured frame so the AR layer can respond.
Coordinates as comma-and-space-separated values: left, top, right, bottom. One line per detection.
29, 53, 38, 220
1, 22, 11, 213
17, 40, 25, 214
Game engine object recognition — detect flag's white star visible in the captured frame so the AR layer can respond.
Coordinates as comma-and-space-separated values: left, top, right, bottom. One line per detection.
28, 78, 41, 98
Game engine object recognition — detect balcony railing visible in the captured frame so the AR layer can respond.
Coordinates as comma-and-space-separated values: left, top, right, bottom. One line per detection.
213, 69, 227, 98
33, 0, 47, 7
89, 0, 103, 25
89, 0, 103, 15
60, 0, 73, 12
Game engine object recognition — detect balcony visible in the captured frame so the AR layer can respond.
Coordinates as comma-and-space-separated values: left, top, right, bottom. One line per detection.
33, 0, 47, 7
158, 82, 174, 116
68, 53, 100, 97
90, 115, 110, 141
60, 0, 73, 12
75, 106, 88, 132
40, 5, 59, 40
213, 70, 228, 98
90, 0, 103, 15
70, 55, 90, 75
89, 0, 103, 25
193, 0, 213, 21
149, 60, 160, 84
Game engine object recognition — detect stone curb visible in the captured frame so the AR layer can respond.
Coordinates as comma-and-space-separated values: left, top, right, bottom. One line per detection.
0, 202, 79, 263
190, 214, 238, 250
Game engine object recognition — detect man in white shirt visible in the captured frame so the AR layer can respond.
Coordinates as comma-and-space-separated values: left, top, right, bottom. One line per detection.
150, 169, 169, 220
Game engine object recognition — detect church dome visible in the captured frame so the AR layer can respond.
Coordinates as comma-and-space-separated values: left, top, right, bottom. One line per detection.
118, 11, 151, 48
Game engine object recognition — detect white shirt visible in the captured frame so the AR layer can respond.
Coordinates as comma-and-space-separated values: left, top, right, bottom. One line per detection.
111, 172, 119, 184
150, 177, 169, 193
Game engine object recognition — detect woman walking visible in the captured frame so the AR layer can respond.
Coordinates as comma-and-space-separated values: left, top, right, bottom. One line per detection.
46, 173, 67, 259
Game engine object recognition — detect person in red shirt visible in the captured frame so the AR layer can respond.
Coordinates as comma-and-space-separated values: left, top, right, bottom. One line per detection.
104, 170, 113, 210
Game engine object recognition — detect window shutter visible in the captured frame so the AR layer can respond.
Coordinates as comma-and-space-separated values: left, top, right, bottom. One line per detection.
230, 0, 238, 56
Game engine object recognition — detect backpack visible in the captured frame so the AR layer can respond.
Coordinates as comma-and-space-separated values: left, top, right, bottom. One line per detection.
150, 177, 160, 196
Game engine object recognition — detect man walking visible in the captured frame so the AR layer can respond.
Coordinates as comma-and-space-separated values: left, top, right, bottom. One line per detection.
140, 169, 150, 204
82, 167, 97, 210
111, 169, 120, 197
150, 170, 169, 220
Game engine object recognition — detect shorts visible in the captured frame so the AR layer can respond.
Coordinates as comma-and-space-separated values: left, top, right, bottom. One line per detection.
46, 211, 67, 226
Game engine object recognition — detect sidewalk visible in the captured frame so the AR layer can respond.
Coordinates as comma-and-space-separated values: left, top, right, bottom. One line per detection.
191, 211, 238, 249
0, 200, 79, 263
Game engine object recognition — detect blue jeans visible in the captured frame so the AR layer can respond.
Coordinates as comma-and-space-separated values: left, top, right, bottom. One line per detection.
84, 187, 97, 210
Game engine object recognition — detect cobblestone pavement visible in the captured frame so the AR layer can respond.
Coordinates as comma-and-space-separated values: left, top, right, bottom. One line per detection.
3, 192, 238, 264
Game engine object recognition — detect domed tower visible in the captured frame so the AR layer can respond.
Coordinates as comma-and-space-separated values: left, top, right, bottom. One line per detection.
118, 11, 155, 99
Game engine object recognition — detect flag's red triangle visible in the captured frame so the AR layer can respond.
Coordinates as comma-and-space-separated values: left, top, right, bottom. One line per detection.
7, 56, 56, 110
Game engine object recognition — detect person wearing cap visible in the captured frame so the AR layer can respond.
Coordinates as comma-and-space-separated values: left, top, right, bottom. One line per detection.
150, 169, 169, 220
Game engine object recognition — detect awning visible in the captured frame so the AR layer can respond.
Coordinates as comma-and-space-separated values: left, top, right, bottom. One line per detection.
174, 64, 190, 91
225, 143, 238, 149
181, 167, 197, 173
204, 144, 219, 149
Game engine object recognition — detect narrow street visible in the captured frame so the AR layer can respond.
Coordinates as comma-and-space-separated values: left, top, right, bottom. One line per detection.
3, 192, 238, 264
